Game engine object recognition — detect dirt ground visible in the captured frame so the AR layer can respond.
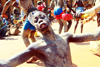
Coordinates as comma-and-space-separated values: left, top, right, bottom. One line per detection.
0, 17, 100, 67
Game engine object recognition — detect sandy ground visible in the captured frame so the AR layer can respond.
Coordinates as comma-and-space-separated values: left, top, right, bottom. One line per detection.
0, 17, 100, 67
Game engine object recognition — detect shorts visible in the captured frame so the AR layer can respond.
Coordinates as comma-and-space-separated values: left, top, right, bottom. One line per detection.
62, 13, 73, 21
23, 20, 36, 30
76, 7, 84, 13
54, 12, 63, 20
54, 7, 63, 20
54, 7, 63, 15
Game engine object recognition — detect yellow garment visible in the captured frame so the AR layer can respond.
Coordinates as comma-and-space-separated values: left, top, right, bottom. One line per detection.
81, 8, 95, 19
35, 31, 40, 37
81, 13, 89, 18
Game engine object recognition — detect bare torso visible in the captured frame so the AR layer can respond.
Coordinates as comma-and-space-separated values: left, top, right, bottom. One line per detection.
29, 33, 72, 67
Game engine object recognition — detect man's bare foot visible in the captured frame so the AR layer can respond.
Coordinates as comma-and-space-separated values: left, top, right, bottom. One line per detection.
2, 14, 8, 18
26, 57, 39, 63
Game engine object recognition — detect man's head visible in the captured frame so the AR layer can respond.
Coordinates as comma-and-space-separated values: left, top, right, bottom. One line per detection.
28, 11, 51, 34
37, 1, 43, 5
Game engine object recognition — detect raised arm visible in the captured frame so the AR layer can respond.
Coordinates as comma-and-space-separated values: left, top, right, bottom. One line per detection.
69, 27, 100, 42
82, 2, 100, 18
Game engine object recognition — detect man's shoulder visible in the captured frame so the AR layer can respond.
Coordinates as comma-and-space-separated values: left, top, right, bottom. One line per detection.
29, 39, 48, 49
60, 32, 73, 38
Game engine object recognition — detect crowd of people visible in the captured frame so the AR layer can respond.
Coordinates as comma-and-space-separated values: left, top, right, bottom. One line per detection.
0, 0, 98, 38
0, 0, 100, 67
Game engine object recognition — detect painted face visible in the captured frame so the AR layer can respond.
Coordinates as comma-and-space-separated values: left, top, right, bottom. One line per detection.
28, 11, 50, 33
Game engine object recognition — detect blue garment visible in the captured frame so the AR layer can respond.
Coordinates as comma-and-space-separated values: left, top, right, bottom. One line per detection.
23, 20, 36, 30
54, 7, 63, 15
76, 7, 84, 13
3, 18, 5, 23
0, 26, 7, 36
1, 20, 8, 30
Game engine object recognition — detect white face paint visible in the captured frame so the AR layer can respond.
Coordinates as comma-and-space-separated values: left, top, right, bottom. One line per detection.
28, 11, 49, 26
28, 11, 50, 33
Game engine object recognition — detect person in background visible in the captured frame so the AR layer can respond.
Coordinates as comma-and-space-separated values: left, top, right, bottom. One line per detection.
73, 0, 85, 33
13, 2, 21, 28
36, 1, 46, 12
49, 0, 68, 34
0, 16, 7, 38
64, 0, 76, 32
0, 4, 7, 38
1, 0, 39, 63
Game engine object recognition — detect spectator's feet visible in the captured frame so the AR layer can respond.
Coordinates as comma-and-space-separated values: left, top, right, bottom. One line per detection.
2, 14, 8, 18
26, 57, 39, 63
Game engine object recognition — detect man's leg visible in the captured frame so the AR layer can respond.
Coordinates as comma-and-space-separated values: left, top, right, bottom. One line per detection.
22, 29, 31, 47
74, 20, 79, 33
22, 20, 36, 47
57, 19, 63, 34
22, 29, 38, 63
81, 19, 84, 33
22, 20, 38, 63
24, 30, 38, 63
2, 0, 16, 18
67, 20, 72, 31
30, 31, 36, 43
26, 30, 40, 63
81, 23, 83, 33
61, 19, 67, 33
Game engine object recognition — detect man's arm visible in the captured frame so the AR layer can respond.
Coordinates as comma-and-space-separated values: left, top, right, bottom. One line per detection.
81, 2, 100, 18
69, 27, 100, 42
73, 0, 77, 8
0, 44, 36, 67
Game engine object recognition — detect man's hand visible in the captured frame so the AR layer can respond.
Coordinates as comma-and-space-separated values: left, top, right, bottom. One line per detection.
0, 60, 8, 67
